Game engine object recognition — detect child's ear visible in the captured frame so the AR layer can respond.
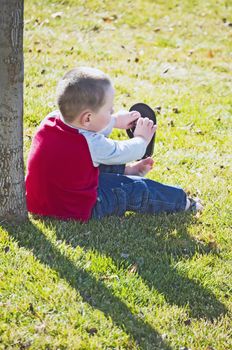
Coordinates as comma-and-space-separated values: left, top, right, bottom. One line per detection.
79, 110, 92, 127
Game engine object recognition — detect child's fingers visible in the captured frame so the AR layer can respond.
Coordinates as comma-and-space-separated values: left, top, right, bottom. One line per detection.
136, 117, 144, 126
147, 119, 154, 128
129, 111, 141, 121
152, 124, 157, 132
130, 111, 141, 117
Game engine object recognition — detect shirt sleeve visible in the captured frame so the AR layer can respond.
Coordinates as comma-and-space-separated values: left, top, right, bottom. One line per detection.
98, 116, 116, 136
82, 132, 148, 167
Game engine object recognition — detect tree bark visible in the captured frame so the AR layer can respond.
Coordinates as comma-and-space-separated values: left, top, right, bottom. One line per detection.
0, 0, 27, 221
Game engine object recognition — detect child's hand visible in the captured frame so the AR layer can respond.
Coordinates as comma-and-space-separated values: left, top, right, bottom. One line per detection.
113, 110, 141, 129
134, 117, 157, 143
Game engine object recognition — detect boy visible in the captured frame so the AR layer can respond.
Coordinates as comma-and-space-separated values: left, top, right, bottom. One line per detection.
26, 67, 202, 221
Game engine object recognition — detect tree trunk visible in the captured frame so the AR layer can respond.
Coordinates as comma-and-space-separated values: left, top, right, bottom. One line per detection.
0, 0, 27, 221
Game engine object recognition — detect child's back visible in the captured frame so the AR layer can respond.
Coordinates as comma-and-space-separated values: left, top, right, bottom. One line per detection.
26, 112, 98, 221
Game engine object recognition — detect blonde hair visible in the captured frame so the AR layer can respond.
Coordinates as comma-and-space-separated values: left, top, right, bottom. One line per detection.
57, 67, 112, 122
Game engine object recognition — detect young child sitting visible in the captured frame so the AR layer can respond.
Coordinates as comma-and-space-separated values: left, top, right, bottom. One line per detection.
26, 67, 202, 221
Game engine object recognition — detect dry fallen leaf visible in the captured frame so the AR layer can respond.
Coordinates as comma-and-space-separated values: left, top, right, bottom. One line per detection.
184, 318, 191, 326
195, 128, 204, 134
87, 327, 98, 336
207, 50, 214, 58
102, 15, 117, 23
208, 240, 218, 250
154, 106, 162, 113
128, 263, 138, 274
51, 12, 63, 19
4, 246, 10, 253
167, 118, 175, 127
172, 107, 180, 114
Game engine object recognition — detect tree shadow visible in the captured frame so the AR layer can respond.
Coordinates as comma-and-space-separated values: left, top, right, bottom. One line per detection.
4, 220, 173, 350
53, 212, 227, 320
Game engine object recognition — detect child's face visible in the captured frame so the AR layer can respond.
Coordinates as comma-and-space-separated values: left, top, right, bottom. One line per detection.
89, 85, 115, 132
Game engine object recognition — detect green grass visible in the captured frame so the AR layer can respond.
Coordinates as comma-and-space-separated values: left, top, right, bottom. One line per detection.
1, 0, 232, 348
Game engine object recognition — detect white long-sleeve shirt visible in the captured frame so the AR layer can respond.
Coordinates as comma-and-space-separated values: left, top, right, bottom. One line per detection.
51, 111, 148, 167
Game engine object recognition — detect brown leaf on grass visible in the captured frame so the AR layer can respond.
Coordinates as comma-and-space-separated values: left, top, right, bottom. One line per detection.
163, 68, 169, 74
207, 50, 214, 58
87, 327, 98, 336
102, 15, 117, 23
135, 57, 139, 63
184, 319, 191, 326
40, 19, 50, 27
195, 128, 204, 135
222, 18, 232, 26
128, 263, 138, 274
172, 107, 180, 114
208, 240, 218, 250
167, 118, 175, 127
154, 106, 162, 113
154, 27, 161, 32
92, 25, 100, 32
51, 12, 63, 19
29, 303, 36, 315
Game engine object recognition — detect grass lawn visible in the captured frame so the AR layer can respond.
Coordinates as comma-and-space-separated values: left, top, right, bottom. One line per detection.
1, 0, 232, 348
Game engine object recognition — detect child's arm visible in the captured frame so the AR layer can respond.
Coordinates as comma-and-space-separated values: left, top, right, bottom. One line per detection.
80, 117, 156, 167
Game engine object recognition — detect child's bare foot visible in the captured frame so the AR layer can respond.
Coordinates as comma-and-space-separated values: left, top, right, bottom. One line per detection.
125, 157, 154, 177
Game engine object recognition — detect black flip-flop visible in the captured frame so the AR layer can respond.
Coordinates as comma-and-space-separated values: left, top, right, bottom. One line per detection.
126, 103, 157, 159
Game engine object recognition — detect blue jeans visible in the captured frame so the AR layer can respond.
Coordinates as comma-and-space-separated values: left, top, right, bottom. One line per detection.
91, 165, 187, 219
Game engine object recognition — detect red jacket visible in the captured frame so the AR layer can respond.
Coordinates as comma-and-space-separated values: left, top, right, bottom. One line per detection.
26, 113, 99, 221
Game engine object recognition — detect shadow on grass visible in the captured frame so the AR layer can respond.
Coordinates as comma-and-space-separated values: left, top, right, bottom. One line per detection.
53, 212, 227, 320
4, 220, 173, 350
